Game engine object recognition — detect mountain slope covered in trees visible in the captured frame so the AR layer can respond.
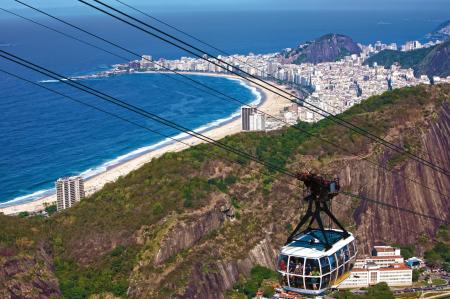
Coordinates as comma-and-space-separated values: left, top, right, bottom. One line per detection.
0, 84, 449, 298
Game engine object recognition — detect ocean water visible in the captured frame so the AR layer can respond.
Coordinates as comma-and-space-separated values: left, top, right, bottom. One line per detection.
0, 7, 448, 205
0, 73, 259, 206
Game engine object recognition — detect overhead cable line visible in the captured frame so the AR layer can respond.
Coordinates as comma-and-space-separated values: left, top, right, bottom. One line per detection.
11, 1, 449, 200
343, 191, 449, 224
112, 0, 308, 92
0, 50, 298, 179
0, 67, 303, 192
1, 50, 448, 225
79, 0, 449, 176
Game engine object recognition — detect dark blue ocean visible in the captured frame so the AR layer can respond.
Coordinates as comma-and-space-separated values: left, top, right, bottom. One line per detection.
0, 7, 449, 205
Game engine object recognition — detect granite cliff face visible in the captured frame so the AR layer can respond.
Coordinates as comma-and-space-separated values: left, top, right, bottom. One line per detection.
0, 245, 61, 298
279, 33, 361, 64
0, 85, 448, 298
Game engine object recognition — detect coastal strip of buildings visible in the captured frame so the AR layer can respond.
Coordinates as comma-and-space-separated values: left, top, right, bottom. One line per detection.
77, 38, 450, 127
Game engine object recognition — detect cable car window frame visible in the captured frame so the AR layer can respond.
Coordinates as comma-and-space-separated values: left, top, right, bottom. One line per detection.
321, 273, 331, 289
305, 275, 320, 290
304, 258, 320, 276
289, 256, 305, 276
349, 240, 355, 257
288, 274, 305, 289
337, 248, 344, 266
343, 245, 350, 263
319, 256, 331, 275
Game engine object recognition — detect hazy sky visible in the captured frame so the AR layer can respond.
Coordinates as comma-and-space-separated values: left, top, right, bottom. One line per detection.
3, 0, 450, 11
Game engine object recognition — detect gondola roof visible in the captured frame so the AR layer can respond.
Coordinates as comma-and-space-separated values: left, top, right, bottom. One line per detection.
281, 229, 354, 258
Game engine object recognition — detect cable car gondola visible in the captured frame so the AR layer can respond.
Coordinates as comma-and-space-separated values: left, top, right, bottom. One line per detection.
277, 172, 357, 295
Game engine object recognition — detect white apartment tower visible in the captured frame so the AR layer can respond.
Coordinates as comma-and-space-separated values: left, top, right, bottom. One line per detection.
242, 106, 265, 131
249, 112, 265, 131
56, 176, 85, 211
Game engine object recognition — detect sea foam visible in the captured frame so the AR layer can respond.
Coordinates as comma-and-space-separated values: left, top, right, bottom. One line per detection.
0, 75, 262, 208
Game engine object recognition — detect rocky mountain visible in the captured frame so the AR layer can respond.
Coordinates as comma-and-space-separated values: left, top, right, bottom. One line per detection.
364, 40, 450, 78
279, 33, 361, 64
0, 84, 449, 298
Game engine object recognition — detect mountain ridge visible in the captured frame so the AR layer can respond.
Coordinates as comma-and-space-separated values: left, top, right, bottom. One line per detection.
364, 39, 450, 78
279, 33, 361, 64
0, 84, 449, 298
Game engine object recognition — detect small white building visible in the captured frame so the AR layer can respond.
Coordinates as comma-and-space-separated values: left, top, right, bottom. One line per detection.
339, 246, 412, 289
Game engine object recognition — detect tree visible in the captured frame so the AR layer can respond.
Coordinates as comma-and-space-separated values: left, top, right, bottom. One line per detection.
334, 290, 357, 299
18, 211, 29, 218
366, 282, 394, 299
412, 269, 420, 282
396, 244, 415, 259
45, 204, 57, 216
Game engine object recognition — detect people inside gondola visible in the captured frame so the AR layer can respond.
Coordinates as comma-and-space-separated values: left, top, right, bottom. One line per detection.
289, 260, 296, 273
338, 249, 344, 265
304, 263, 311, 275
289, 274, 304, 289
279, 258, 287, 272
311, 267, 320, 290
294, 264, 303, 275
289, 257, 304, 275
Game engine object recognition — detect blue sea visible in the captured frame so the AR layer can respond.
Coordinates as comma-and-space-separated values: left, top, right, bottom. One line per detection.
0, 7, 449, 206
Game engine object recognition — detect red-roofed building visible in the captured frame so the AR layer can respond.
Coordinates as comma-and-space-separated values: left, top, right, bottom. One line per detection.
338, 246, 412, 288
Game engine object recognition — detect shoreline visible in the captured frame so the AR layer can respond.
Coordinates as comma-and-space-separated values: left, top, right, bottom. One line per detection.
0, 72, 292, 215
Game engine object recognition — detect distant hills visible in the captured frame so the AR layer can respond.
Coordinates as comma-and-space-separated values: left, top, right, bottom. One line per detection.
364, 40, 450, 78
279, 33, 361, 64
425, 19, 450, 41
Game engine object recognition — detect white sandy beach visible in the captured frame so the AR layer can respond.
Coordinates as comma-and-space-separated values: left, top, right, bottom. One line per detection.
0, 73, 293, 215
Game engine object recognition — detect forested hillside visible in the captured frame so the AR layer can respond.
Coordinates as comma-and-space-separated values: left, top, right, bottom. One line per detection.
0, 84, 449, 298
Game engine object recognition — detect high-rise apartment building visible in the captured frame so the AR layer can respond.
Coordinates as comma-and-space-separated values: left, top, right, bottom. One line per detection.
56, 176, 85, 211
242, 106, 265, 131
241, 106, 257, 131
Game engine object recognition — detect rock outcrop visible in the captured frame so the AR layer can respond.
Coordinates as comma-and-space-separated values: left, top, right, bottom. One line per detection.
0, 246, 60, 299
280, 33, 361, 64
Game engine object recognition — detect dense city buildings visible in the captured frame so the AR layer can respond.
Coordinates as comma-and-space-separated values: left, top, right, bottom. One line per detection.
56, 176, 85, 211
339, 246, 412, 288
82, 39, 450, 127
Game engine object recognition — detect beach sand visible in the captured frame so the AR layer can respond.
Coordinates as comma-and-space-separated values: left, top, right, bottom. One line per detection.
0, 73, 293, 215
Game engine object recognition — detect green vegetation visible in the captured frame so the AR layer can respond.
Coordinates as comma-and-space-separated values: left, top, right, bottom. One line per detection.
228, 266, 279, 298
44, 204, 57, 216
412, 269, 420, 282
54, 245, 138, 298
364, 47, 434, 69
18, 211, 29, 218
395, 244, 416, 259
424, 226, 450, 270
422, 291, 450, 298
0, 84, 449, 297
431, 278, 447, 286
364, 40, 450, 78
395, 292, 421, 299
333, 283, 394, 299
